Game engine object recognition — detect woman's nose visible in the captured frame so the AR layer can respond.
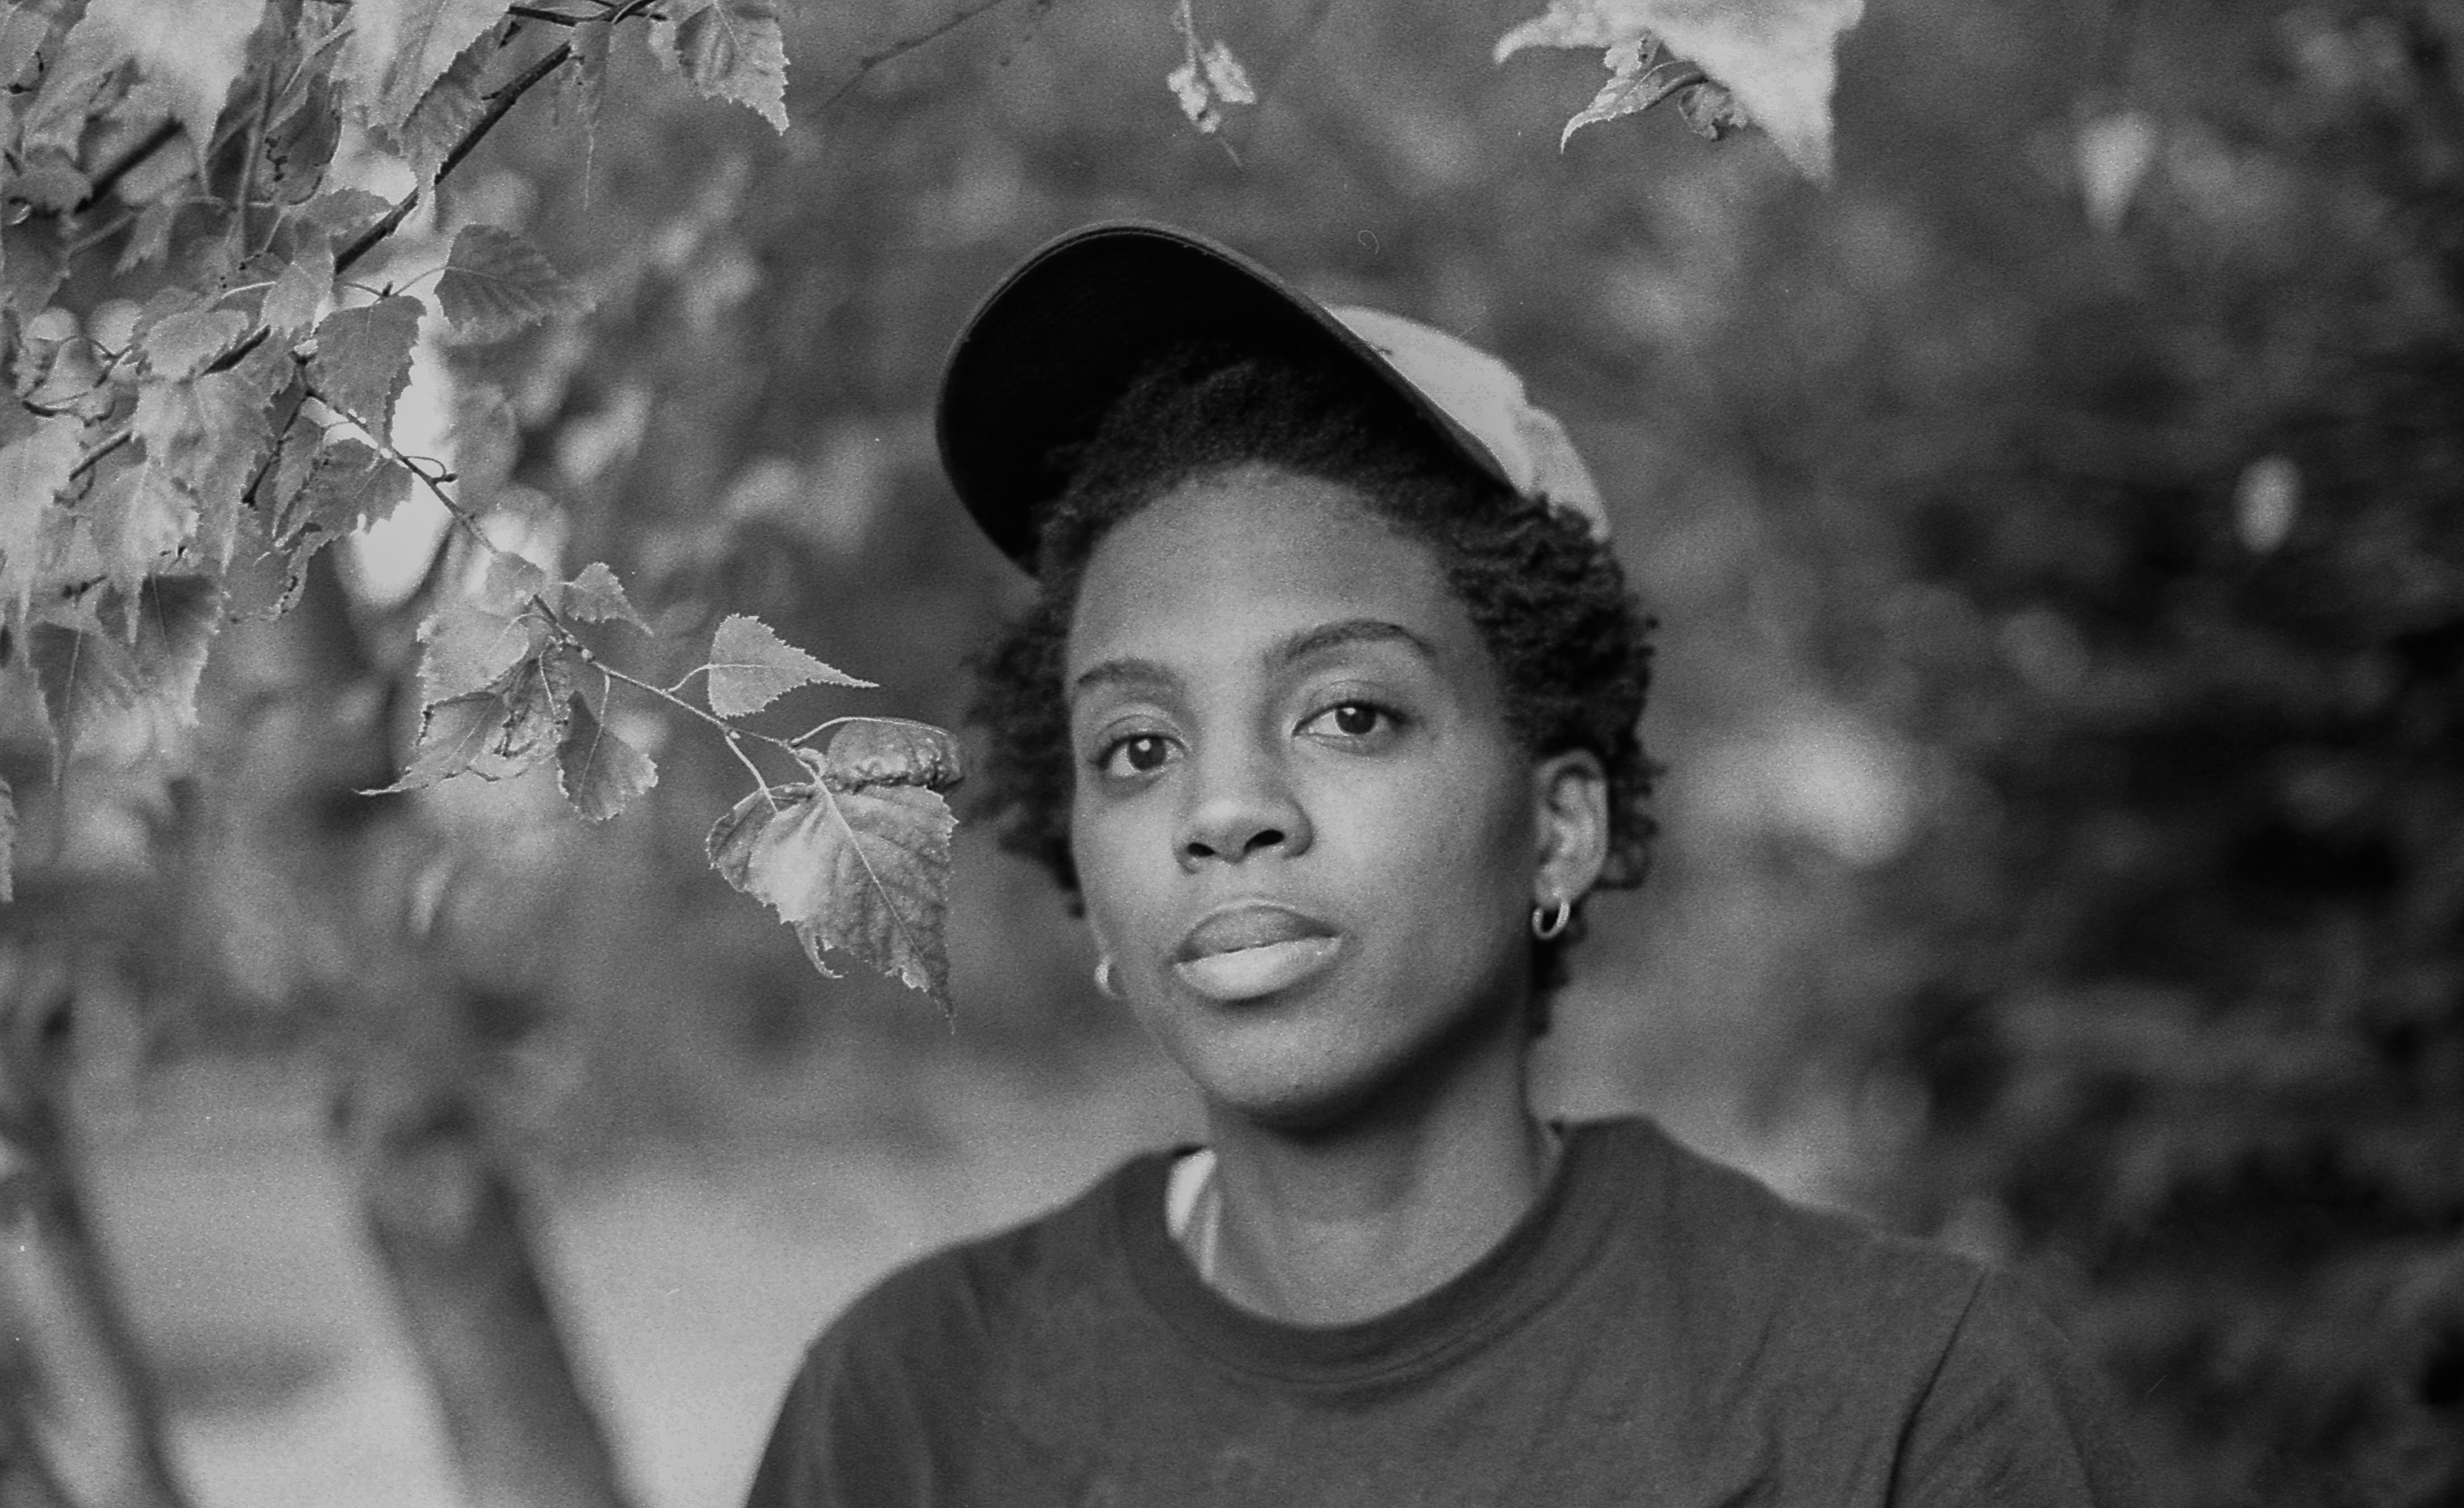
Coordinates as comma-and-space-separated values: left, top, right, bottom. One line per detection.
1177, 745, 1311, 869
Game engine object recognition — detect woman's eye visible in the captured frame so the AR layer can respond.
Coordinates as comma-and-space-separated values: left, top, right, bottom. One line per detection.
1101, 734, 1176, 776
1304, 702, 1395, 742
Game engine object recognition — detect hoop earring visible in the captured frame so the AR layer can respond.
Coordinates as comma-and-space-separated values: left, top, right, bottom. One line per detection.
1094, 956, 1122, 1000
1531, 898, 1572, 941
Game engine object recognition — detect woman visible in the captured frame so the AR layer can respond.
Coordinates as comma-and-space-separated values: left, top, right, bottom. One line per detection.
745, 223, 2150, 1506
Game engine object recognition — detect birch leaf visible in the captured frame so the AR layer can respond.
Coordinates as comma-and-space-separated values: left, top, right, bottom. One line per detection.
374, 647, 574, 792
558, 561, 648, 632
437, 225, 589, 341
263, 241, 334, 340
664, 0, 788, 132
555, 15, 611, 161
340, 0, 512, 131
556, 693, 657, 821
0, 414, 84, 618
297, 188, 396, 249
137, 307, 251, 379
418, 598, 538, 704
27, 575, 224, 756
380, 39, 486, 185
821, 718, 965, 794
282, 437, 414, 541
60, 0, 267, 165
309, 296, 422, 440
707, 754, 955, 1008
87, 464, 195, 601
705, 613, 872, 717
1495, 0, 1863, 180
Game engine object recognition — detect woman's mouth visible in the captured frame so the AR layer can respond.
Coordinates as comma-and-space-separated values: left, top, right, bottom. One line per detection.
1172, 904, 1342, 1002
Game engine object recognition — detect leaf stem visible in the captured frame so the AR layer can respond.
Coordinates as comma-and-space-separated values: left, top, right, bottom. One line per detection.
561, 634, 790, 799
824, 0, 1027, 108
305, 385, 494, 546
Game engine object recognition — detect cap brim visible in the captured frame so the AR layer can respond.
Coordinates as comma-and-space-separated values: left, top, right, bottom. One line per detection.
936, 221, 1509, 569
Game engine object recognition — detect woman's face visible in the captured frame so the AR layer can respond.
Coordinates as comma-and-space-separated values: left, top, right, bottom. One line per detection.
1065, 463, 1586, 1129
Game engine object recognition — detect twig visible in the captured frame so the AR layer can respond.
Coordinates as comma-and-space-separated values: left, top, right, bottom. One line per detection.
65, 428, 131, 483
231, 74, 277, 263
71, 120, 180, 212
824, 0, 1025, 108
337, 40, 575, 272
62, 207, 138, 258
304, 383, 494, 547
560, 633, 793, 798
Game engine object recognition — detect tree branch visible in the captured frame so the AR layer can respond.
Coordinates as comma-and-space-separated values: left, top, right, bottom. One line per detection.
338, 41, 575, 274
70, 120, 180, 214
825, 0, 1027, 108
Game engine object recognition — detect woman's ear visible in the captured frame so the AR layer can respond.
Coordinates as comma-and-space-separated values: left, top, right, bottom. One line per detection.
1530, 749, 1611, 908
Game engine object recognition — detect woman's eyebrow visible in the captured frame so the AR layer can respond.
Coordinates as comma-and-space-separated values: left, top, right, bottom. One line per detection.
1070, 657, 1177, 697
1270, 618, 1437, 667
1068, 620, 1433, 699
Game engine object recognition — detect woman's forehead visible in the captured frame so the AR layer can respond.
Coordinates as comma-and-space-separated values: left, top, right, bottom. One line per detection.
1063, 466, 1486, 688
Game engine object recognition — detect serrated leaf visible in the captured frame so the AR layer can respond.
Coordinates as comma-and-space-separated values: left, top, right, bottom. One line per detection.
131, 358, 283, 518
116, 200, 184, 274
28, 575, 223, 756
437, 225, 589, 341
418, 598, 537, 703
263, 241, 333, 340
477, 550, 550, 613
309, 296, 422, 440
140, 307, 253, 379
264, 78, 344, 204
380, 37, 486, 185
1164, 0, 1252, 136
820, 718, 965, 794
87, 463, 196, 601
667, 0, 788, 132
297, 188, 395, 249
1494, 0, 1862, 180
60, 0, 268, 164
706, 613, 872, 717
557, 693, 656, 821
558, 561, 647, 632
1493, 0, 1630, 59
280, 437, 415, 541
373, 645, 573, 793
1676, 77, 1749, 139
1558, 39, 1688, 148
220, 495, 307, 621
339, 0, 512, 131
0, 413, 85, 619
554, 15, 610, 176
1199, 41, 1255, 107
707, 759, 955, 1007
0, 771, 15, 902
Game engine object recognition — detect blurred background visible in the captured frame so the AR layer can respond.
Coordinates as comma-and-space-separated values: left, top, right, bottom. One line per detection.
3, 0, 2460, 1504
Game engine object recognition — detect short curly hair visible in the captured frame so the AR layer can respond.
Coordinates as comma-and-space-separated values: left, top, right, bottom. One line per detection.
966, 344, 1657, 1015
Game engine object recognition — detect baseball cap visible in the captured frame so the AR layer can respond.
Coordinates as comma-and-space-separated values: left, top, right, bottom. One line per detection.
936, 221, 1607, 569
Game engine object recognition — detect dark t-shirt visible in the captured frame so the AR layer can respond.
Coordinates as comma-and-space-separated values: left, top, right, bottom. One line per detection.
745, 1117, 2151, 1507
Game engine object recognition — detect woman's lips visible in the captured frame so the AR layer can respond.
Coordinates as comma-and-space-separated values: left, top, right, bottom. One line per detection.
1172, 904, 1342, 1002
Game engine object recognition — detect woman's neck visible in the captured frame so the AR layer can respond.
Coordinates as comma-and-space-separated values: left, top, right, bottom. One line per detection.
1192, 1030, 1557, 1326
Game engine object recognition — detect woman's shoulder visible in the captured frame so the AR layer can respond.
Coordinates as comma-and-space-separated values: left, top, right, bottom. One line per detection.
1568, 1116, 1988, 1348
798, 1144, 1174, 1381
